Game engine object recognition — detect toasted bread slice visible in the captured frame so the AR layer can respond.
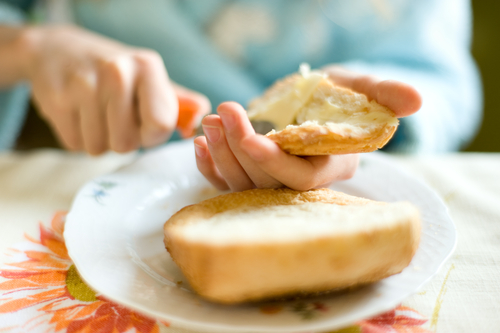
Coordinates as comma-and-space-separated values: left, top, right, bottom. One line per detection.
164, 188, 420, 304
247, 65, 399, 155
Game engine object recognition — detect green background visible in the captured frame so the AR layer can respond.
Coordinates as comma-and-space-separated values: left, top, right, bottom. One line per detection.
466, 0, 500, 152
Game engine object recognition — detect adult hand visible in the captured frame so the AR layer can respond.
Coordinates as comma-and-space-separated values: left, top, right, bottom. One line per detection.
21, 25, 210, 155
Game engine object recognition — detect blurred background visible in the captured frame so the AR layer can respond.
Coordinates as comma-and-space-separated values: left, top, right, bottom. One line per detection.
14, 0, 500, 153
465, 0, 500, 152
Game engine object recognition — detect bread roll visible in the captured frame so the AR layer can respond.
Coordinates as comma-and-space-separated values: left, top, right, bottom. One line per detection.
164, 188, 420, 304
247, 64, 399, 155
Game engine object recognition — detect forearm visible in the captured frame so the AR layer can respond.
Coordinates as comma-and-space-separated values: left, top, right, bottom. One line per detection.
0, 25, 32, 88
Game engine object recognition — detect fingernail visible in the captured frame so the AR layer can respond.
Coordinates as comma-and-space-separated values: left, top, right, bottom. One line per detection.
219, 111, 235, 131
194, 143, 206, 158
202, 125, 221, 143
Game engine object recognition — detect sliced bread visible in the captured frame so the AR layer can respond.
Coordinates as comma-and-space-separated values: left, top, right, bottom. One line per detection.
247, 65, 399, 155
164, 188, 420, 304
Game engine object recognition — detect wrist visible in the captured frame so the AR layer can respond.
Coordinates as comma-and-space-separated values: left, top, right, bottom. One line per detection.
12, 25, 43, 81
0, 25, 35, 86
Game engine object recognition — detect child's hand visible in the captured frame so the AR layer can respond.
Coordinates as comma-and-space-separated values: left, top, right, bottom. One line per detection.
22, 25, 210, 155
194, 69, 422, 192
194, 102, 359, 192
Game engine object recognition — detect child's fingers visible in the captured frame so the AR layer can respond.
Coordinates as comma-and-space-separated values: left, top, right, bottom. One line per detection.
202, 115, 255, 192
217, 102, 281, 189
194, 136, 229, 191
304, 154, 360, 182
324, 66, 421, 117
240, 135, 359, 191
240, 135, 316, 190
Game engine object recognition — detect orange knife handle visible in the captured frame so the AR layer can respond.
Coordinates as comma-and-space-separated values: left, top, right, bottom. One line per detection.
176, 97, 204, 139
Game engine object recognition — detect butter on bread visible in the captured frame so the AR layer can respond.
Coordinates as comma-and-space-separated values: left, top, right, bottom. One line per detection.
164, 188, 420, 304
247, 64, 399, 155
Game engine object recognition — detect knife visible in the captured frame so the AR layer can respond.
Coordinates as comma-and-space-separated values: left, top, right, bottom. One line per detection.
193, 120, 275, 137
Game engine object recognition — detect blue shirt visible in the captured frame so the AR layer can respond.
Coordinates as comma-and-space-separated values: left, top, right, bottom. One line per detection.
0, 0, 483, 152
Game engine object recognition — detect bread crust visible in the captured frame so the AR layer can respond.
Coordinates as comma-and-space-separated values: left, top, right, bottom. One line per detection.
266, 123, 397, 155
164, 188, 420, 304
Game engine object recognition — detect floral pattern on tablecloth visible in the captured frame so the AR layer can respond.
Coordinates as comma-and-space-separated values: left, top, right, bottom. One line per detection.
0, 212, 166, 333
259, 303, 431, 332
0, 212, 431, 333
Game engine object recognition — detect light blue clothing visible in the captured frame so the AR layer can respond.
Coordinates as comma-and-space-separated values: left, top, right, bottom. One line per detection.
0, 3, 31, 150
0, 0, 482, 152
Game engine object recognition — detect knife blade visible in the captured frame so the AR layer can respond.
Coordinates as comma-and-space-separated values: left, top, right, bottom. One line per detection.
193, 119, 275, 137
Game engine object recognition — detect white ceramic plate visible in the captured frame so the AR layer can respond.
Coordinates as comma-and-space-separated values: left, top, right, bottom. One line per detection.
65, 140, 456, 333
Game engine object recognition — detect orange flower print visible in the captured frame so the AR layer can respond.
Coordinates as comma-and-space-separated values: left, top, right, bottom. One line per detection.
0, 211, 431, 333
0, 211, 167, 333
356, 305, 430, 333
329, 306, 431, 333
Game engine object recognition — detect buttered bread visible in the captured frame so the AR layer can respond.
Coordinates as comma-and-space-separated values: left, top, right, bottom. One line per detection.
247, 64, 399, 155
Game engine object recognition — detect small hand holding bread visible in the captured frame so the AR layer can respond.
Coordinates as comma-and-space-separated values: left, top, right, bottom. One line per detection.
194, 64, 422, 191
164, 188, 420, 304
247, 64, 399, 155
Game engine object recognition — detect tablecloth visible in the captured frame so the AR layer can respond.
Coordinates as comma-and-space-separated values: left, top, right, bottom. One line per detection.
0, 149, 499, 333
